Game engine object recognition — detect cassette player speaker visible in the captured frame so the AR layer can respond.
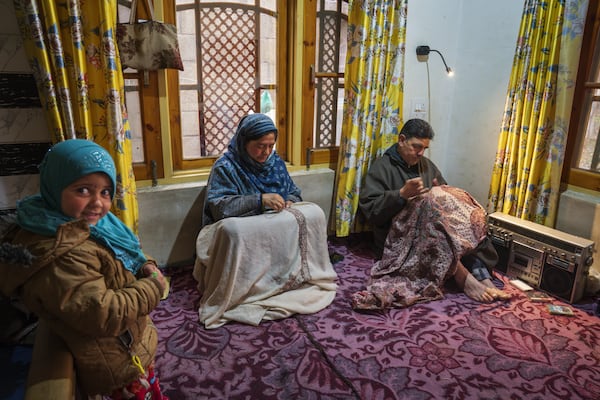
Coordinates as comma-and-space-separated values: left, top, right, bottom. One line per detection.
487, 212, 594, 303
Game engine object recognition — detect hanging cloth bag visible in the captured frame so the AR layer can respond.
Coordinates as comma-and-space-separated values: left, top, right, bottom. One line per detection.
116, 0, 184, 71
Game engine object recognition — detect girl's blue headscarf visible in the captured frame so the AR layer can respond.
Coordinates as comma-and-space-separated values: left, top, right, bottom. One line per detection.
16, 139, 147, 274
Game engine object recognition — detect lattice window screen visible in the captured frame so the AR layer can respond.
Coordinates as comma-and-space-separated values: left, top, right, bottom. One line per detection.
199, 7, 257, 156
316, 10, 339, 148
315, 0, 346, 149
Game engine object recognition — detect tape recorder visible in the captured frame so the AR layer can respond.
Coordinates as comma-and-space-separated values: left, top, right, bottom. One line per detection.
487, 212, 595, 303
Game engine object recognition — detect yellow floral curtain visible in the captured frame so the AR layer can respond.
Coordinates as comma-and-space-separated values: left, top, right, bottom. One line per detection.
488, 0, 588, 226
13, 0, 139, 231
334, 0, 407, 237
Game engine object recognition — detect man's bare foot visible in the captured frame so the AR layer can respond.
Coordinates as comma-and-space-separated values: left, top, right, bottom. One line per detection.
463, 274, 496, 302
454, 263, 511, 302
480, 278, 497, 289
480, 278, 512, 300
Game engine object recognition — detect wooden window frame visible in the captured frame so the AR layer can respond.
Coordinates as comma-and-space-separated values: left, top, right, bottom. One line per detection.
125, 0, 165, 181
168, 0, 290, 172
300, 0, 340, 167
131, 0, 343, 182
563, 0, 600, 192
130, 70, 165, 181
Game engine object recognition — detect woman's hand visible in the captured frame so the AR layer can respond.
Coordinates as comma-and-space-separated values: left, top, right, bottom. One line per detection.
140, 263, 167, 294
262, 193, 286, 212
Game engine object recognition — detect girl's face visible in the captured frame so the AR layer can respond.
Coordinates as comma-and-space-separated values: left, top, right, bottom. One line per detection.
60, 172, 113, 225
246, 132, 276, 163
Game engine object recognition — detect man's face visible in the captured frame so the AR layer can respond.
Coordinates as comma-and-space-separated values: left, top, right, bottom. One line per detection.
397, 134, 430, 166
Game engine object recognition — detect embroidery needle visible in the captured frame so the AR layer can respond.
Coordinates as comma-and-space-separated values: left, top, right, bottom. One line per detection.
418, 158, 427, 190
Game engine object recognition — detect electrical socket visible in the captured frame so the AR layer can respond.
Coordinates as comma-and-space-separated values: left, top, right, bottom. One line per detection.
409, 98, 428, 120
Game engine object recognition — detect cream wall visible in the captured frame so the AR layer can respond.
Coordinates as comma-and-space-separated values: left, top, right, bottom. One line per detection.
403, 0, 523, 205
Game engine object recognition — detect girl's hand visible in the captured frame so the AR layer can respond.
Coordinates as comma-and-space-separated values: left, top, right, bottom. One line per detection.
140, 263, 167, 293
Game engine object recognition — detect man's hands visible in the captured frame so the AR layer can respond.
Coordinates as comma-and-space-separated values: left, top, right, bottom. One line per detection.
400, 177, 440, 200
261, 193, 292, 212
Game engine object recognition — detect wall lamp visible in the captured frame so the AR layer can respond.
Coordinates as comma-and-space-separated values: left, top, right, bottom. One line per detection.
416, 45, 454, 76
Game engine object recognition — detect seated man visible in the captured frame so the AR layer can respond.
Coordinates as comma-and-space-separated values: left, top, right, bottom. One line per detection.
194, 113, 337, 328
358, 118, 509, 305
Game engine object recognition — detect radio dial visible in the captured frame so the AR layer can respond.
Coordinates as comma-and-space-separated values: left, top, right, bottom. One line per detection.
585, 256, 594, 266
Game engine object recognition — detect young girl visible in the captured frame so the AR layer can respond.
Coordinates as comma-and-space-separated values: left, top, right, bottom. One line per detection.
0, 140, 169, 399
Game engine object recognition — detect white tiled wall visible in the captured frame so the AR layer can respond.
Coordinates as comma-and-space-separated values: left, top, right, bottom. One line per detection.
0, 0, 50, 211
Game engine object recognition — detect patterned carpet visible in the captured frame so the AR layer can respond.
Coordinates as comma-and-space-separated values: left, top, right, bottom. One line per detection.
152, 235, 600, 400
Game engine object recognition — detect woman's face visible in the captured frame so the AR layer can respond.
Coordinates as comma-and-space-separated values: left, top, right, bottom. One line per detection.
246, 132, 276, 163
61, 172, 113, 225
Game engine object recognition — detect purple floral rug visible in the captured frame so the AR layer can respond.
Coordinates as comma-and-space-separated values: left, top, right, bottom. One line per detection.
152, 235, 600, 399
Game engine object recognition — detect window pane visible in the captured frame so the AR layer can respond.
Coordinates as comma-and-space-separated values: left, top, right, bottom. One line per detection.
574, 16, 600, 174
199, 0, 255, 4
576, 99, 600, 172
124, 79, 144, 163
261, 0, 276, 11
336, 86, 344, 146
117, 2, 131, 23
180, 90, 202, 159
339, 17, 348, 73
260, 13, 277, 85
260, 89, 276, 120
176, 1, 278, 159
178, 8, 198, 86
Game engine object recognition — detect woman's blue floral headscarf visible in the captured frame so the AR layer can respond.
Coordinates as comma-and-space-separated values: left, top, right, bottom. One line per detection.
16, 139, 147, 274
220, 113, 297, 195
226, 113, 279, 175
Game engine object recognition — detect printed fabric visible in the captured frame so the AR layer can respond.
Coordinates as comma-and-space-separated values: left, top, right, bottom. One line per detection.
352, 185, 488, 309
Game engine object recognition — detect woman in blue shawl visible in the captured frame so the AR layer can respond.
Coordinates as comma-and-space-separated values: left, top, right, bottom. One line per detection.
195, 114, 337, 329
203, 113, 302, 226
